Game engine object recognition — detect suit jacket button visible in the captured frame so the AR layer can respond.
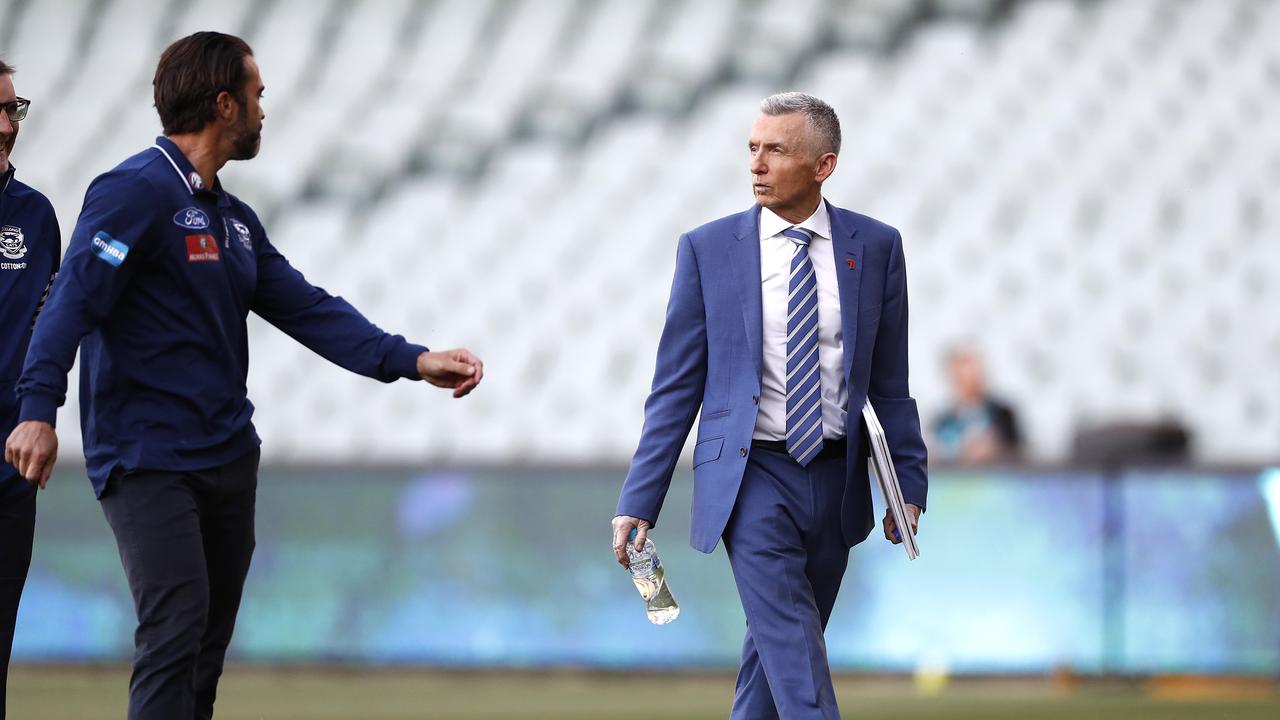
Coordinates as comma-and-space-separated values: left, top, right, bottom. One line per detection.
739, 447, 747, 457
752, 395, 759, 404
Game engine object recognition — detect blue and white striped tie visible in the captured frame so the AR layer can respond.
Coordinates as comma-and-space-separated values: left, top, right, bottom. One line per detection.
782, 226, 824, 466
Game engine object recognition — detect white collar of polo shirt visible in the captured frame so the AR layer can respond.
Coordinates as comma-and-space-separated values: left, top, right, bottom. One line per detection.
152, 141, 213, 196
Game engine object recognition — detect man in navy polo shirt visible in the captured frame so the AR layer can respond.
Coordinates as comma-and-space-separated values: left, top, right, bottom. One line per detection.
0, 57, 60, 720
4, 33, 483, 719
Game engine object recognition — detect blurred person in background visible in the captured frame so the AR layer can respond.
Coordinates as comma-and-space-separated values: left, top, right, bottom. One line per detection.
931, 344, 1022, 464
612, 92, 928, 720
0, 58, 60, 720
3, 32, 483, 720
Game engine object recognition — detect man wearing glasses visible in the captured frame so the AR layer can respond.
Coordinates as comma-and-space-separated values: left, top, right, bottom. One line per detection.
0, 58, 60, 719
5, 32, 483, 719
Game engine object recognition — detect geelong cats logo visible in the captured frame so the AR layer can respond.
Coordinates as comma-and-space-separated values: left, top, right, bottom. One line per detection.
0, 225, 26, 260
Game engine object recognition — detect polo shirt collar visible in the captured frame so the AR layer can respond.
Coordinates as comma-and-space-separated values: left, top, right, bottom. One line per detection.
152, 136, 223, 201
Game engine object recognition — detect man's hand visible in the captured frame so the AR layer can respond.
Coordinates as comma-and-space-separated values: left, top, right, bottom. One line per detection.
611, 515, 651, 569
4, 421, 58, 489
883, 503, 922, 544
417, 349, 484, 398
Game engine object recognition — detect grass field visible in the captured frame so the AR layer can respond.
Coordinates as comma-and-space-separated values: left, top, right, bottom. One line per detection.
8, 667, 1279, 720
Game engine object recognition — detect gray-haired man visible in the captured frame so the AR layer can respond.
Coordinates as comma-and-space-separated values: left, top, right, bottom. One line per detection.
612, 92, 928, 718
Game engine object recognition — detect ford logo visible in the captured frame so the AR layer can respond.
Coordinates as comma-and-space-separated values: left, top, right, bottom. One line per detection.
173, 207, 210, 230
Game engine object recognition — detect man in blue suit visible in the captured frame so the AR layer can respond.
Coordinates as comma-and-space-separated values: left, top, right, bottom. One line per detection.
612, 92, 928, 719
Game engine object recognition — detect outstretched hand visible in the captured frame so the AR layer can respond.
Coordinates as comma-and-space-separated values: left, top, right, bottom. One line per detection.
4, 420, 58, 489
417, 349, 484, 398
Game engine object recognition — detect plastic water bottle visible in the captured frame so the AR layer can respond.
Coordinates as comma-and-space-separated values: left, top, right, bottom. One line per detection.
625, 529, 680, 625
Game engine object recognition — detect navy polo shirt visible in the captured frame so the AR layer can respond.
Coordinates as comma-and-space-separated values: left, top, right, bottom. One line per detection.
17, 137, 427, 495
1, 166, 60, 499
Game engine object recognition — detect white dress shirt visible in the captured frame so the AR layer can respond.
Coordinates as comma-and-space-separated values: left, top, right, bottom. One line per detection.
753, 201, 848, 441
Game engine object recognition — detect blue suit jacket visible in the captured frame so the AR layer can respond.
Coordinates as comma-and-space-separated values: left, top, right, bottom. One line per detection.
616, 201, 928, 553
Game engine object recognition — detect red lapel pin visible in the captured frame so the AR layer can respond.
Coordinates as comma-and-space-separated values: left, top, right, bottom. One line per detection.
846, 258, 856, 270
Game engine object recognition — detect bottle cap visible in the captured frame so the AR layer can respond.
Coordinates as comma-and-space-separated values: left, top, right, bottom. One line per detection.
628, 527, 638, 541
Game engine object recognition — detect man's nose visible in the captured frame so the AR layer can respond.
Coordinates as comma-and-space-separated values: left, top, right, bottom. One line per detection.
0, 113, 12, 135
750, 151, 766, 176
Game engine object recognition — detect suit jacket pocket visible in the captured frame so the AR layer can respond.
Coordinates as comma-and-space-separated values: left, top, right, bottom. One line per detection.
692, 436, 724, 468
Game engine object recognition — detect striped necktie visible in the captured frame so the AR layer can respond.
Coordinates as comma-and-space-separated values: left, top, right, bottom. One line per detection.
782, 226, 824, 466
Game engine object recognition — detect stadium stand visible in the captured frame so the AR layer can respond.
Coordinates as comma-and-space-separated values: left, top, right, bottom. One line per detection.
2, 0, 1276, 464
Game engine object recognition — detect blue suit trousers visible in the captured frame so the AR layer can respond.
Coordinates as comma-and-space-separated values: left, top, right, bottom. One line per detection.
723, 445, 849, 720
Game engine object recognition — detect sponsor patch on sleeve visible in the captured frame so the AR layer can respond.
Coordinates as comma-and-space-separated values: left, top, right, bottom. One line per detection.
91, 231, 130, 267
185, 234, 221, 262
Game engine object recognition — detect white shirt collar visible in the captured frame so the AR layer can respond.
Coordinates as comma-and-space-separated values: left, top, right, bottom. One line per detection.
759, 199, 831, 242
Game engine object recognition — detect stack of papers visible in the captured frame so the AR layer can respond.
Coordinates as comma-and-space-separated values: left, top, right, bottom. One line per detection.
862, 400, 920, 560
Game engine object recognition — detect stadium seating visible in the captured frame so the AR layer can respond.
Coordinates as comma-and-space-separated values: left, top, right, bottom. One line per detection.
5, 0, 1277, 464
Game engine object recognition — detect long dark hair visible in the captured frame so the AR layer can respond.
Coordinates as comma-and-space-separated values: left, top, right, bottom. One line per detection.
153, 32, 254, 135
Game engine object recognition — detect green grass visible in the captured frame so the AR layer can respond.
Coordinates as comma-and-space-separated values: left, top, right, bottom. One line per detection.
7, 667, 1279, 720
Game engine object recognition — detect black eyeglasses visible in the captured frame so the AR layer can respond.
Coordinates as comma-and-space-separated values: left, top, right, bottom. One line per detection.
1, 97, 30, 122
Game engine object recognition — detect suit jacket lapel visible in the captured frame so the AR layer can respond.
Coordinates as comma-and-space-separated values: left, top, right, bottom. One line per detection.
827, 201, 863, 382
731, 206, 764, 384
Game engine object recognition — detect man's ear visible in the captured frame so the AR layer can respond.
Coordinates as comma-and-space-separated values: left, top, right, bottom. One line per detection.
814, 152, 838, 184
214, 90, 238, 123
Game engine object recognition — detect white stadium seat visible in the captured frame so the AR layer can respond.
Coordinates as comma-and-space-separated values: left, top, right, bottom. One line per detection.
16, 0, 1278, 465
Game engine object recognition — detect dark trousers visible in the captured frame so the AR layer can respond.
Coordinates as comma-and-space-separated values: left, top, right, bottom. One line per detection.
0, 486, 36, 720
722, 446, 850, 720
100, 449, 259, 720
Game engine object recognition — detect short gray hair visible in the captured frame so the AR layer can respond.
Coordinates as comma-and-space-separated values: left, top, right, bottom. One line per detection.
760, 92, 841, 157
